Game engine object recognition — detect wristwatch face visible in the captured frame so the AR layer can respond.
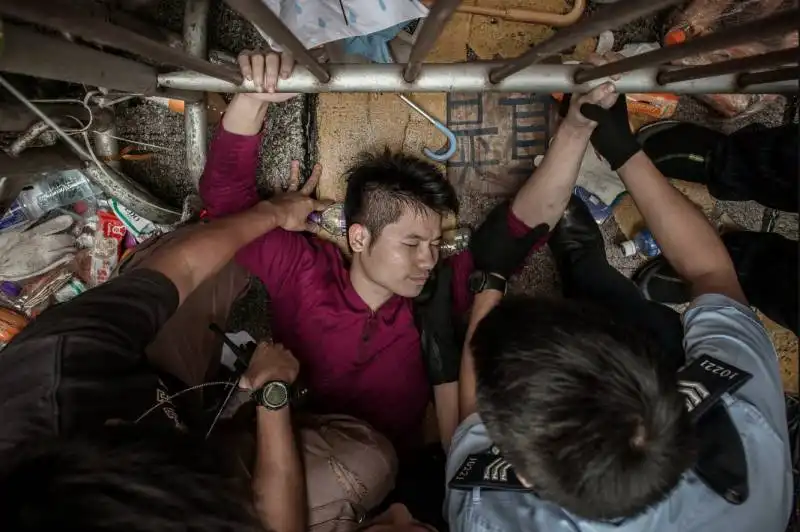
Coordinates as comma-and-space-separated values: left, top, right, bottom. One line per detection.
258, 381, 290, 410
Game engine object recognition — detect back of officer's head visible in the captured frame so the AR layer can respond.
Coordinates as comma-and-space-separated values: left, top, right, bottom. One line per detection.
471, 297, 695, 521
0, 426, 266, 531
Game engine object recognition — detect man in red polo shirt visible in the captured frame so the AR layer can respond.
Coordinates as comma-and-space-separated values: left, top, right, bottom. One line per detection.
199, 51, 548, 448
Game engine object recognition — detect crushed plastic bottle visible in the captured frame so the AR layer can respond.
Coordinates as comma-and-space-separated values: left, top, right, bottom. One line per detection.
440, 227, 471, 257
620, 229, 661, 258
0, 169, 95, 232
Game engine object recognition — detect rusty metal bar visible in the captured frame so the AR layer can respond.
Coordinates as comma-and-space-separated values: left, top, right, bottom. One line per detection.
0, 23, 159, 94
404, 0, 462, 83
184, 0, 210, 186
657, 47, 799, 85
0, 0, 242, 84
738, 66, 800, 88
159, 63, 797, 93
575, 8, 800, 84
223, 0, 331, 83
488, 0, 686, 83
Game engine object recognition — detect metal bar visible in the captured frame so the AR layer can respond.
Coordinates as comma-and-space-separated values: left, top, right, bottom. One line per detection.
403, 0, 461, 83
575, 8, 800, 84
488, 0, 686, 83
158, 63, 796, 94
0, 0, 242, 84
738, 66, 800, 88
184, 0, 210, 187
0, 23, 159, 94
0, 74, 180, 224
454, 0, 585, 27
657, 47, 799, 85
223, 0, 331, 83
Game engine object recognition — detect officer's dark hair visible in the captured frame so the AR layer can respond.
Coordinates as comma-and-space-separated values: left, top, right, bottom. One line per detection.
0, 426, 267, 531
471, 297, 696, 521
344, 149, 458, 244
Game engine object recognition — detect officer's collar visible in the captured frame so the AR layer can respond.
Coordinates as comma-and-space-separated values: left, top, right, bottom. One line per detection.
449, 355, 753, 525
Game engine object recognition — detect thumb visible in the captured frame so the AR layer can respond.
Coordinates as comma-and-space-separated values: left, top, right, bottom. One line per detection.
579, 103, 608, 124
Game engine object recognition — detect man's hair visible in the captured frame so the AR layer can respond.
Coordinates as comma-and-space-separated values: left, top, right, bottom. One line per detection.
343, 149, 458, 241
0, 427, 265, 531
471, 297, 695, 521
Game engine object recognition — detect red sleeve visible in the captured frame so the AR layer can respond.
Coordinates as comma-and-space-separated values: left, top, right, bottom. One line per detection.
199, 128, 262, 218
199, 127, 313, 298
448, 208, 550, 316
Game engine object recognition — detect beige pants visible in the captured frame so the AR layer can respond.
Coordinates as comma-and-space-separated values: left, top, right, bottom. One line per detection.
117, 225, 397, 530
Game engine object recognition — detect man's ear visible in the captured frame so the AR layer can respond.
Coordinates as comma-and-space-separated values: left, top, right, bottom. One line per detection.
348, 223, 371, 253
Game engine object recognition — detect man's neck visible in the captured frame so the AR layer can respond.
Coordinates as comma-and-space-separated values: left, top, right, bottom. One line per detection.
349, 260, 394, 312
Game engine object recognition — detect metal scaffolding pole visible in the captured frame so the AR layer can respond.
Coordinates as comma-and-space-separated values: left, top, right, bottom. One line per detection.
657, 47, 799, 85
488, 0, 686, 83
158, 63, 797, 94
0, 23, 160, 94
738, 66, 800, 88
403, 0, 461, 83
223, 0, 331, 83
184, 0, 211, 187
0, 0, 242, 84
575, 8, 800, 84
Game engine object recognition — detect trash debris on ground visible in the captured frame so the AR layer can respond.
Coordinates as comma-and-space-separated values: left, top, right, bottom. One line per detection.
665, 0, 795, 117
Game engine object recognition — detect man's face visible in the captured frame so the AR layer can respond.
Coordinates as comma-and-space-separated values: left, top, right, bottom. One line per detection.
349, 207, 441, 298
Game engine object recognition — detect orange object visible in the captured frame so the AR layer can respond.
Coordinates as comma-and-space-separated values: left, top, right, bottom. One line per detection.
0, 307, 28, 343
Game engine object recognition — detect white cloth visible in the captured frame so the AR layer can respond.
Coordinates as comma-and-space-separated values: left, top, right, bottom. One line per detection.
0, 215, 75, 281
254, 0, 428, 50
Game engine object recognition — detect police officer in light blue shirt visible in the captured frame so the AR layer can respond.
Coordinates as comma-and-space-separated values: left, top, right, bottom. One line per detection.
429, 82, 792, 532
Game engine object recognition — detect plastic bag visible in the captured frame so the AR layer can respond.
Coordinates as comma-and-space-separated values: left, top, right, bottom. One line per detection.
665, 0, 796, 117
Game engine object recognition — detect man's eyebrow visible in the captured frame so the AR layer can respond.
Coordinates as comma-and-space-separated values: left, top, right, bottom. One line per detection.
404, 233, 442, 240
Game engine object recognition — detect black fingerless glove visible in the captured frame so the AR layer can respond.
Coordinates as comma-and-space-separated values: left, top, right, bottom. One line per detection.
470, 201, 549, 279
414, 264, 462, 385
580, 98, 641, 171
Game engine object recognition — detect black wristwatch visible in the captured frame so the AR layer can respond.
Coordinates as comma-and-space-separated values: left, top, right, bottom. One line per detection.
252, 381, 292, 411
468, 271, 507, 295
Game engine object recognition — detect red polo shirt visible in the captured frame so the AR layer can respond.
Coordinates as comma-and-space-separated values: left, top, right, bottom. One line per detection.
200, 128, 538, 446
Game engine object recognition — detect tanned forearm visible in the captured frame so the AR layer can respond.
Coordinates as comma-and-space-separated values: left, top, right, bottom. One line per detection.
434, 382, 459, 450
510, 122, 593, 230
459, 290, 504, 421
223, 94, 270, 136
252, 408, 305, 532
617, 151, 746, 303
141, 202, 279, 304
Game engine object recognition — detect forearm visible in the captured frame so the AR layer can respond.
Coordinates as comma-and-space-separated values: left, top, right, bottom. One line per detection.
618, 151, 745, 302
223, 95, 270, 136
252, 407, 305, 532
459, 290, 504, 421
511, 122, 592, 230
433, 382, 459, 450
199, 96, 269, 217
141, 203, 279, 303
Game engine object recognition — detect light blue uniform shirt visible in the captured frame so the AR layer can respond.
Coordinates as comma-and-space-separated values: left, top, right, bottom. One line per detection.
445, 294, 793, 532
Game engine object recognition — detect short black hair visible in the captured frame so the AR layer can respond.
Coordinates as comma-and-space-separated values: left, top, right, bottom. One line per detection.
0, 427, 265, 531
343, 149, 458, 241
471, 297, 695, 521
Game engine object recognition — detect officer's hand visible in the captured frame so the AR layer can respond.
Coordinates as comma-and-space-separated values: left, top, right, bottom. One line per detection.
415, 263, 462, 385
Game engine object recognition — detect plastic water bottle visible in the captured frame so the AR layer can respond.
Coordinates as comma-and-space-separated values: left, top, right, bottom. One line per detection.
0, 169, 95, 232
621, 229, 661, 258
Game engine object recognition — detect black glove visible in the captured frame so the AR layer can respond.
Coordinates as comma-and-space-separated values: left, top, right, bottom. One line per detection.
413, 263, 462, 385
580, 98, 641, 171
470, 201, 549, 279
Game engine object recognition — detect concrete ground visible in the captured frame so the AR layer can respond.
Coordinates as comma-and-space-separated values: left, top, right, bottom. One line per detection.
113, 0, 797, 390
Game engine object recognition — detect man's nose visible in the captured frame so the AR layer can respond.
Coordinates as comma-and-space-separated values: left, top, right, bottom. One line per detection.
417, 244, 437, 269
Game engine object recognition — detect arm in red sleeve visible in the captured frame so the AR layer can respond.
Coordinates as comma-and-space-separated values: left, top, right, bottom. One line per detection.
199, 129, 262, 218
448, 208, 549, 317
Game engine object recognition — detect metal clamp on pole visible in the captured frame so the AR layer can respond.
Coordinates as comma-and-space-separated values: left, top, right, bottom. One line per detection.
223, 0, 331, 83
